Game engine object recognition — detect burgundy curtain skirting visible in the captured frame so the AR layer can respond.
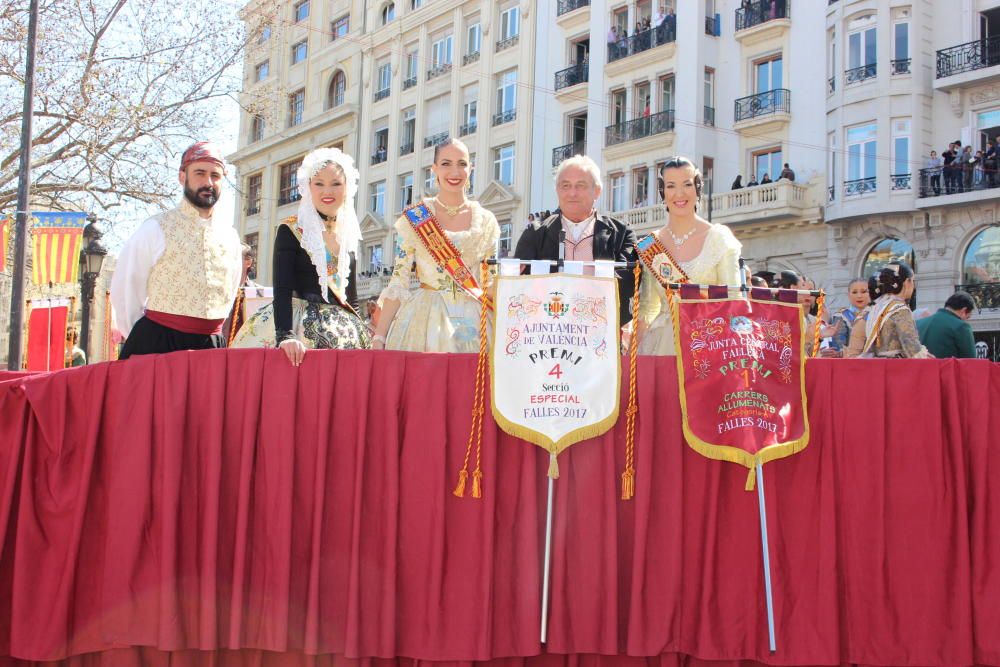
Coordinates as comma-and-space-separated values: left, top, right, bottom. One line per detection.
0, 351, 998, 667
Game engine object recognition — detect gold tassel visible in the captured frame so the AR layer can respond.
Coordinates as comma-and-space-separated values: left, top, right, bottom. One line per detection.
471, 469, 483, 498
453, 469, 468, 497
620, 467, 635, 500
547, 454, 560, 479
620, 262, 643, 499
744, 465, 757, 492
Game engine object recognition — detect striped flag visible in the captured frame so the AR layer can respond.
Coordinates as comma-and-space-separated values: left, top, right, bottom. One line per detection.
0, 216, 9, 273
31, 212, 88, 285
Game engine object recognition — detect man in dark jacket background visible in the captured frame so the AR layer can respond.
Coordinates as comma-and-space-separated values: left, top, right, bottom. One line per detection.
917, 290, 977, 358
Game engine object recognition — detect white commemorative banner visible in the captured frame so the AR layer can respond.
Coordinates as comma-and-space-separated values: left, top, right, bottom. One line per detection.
491, 273, 621, 477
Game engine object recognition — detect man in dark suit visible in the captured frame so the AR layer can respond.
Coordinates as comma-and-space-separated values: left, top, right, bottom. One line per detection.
514, 155, 638, 327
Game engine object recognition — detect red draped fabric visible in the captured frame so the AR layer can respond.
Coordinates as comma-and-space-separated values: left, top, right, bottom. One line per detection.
0, 351, 997, 667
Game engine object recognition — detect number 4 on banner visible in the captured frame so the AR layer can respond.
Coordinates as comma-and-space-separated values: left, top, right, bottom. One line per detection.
547, 364, 563, 379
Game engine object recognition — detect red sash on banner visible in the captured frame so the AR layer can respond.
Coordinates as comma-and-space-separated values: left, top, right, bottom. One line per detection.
403, 202, 493, 311
635, 232, 689, 287
670, 286, 809, 489
26, 304, 69, 371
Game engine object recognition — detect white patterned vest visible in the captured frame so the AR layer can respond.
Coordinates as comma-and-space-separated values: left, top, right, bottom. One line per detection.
145, 201, 240, 320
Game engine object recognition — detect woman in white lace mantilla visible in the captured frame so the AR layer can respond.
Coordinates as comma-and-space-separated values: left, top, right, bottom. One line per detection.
372, 138, 499, 353
635, 156, 742, 355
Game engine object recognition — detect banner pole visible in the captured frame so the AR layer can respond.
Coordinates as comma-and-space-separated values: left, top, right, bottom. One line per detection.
540, 454, 556, 643
756, 462, 777, 653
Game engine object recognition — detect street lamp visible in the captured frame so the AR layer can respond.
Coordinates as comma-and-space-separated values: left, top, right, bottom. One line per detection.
78, 215, 107, 363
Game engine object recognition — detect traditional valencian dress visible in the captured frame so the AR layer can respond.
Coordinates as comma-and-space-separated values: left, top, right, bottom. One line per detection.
845, 294, 930, 358
635, 223, 742, 356
111, 197, 243, 359
231, 216, 370, 350
379, 199, 499, 353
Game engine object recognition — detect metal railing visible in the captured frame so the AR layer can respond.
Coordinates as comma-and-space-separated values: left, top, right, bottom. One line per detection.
493, 108, 516, 126
423, 132, 449, 148
705, 15, 716, 35
891, 173, 912, 190
557, 0, 589, 16
426, 63, 452, 80
496, 35, 519, 52
605, 110, 675, 146
607, 24, 675, 63
403, 76, 417, 89
735, 0, 789, 32
917, 166, 1000, 197
555, 61, 588, 91
278, 192, 301, 206
703, 105, 715, 126
374, 88, 390, 102
827, 186, 835, 203
399, 142, 414, 156
734, 88, 790, 123
845, 63, 877, 85
459, 122, 477, 136
955, 282, 1000, 310
462, 51, 480, 66
246, 205, 260, 216
552, 140, 585, 167
828, 76, 836, 95
937, 35, 1000, 78
843, 176, 876, 197
371, 150, 388, 165
891, 58, 911, 75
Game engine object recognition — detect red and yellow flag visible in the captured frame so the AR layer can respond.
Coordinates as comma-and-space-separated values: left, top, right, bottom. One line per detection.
31, 212, 88, 285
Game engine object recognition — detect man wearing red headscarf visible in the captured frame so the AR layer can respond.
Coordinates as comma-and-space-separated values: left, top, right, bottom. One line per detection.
111, 141, 243, 358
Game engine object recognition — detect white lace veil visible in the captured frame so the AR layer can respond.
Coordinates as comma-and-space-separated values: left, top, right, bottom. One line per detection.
295, 148, 362, 303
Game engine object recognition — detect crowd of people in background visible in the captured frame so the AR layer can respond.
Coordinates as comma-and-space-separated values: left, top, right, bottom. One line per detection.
606, 5, 676, 57
923, 138, 1000, 196
731, 163, 795, 190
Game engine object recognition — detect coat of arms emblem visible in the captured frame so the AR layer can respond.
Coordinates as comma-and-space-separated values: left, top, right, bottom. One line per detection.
544, 292, 568, 318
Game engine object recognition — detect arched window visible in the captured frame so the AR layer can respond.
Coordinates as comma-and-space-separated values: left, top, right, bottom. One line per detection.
862, 237, 917, 307
962, 226, 1000, 309
381, 2, 395, 25
328, 71, 346, 109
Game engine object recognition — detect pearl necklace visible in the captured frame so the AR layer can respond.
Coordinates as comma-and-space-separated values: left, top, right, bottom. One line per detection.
665, 223, 697, 247
434, 197, 467, 217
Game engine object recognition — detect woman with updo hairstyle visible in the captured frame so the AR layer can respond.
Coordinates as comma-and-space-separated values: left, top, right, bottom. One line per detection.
844, 262, 931, 358
633, 156, 742, 355
823, 277, 871, 356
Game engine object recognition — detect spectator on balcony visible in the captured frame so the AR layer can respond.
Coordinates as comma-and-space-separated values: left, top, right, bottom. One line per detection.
746, 175, 759, 187
845, 263, 931, 359
985, 141, 997, 187
925, 150, 943, 196
974, 149, 986, 188
607, 25, 618, 48
942, 141, 959, 194
731, 175, 744, 190
779, 163, 795, 181
760, 173, 772, 185
961, 144, 975, 192
916, 291, 977, 359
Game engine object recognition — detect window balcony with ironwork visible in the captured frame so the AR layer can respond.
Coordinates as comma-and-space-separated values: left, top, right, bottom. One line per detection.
371, 148, 388, 165
845, 63, 877, 85
496, 35, 519, 52
399, 142, 414, 156
956, 282, 1000, 310
552, 140, 585, 167
828, 186, 835, 203
937, 35, 1000, 79
891, 173, 912, 191
246, 205, 260, 216
703, 106, 715, 126
844, 176, 876, 197
493, 108, 516, 126
403, 76, 417, 90
374, 88, 390, 102
462, 51, 480, 66
605, 110, 675, 147
278, 192, 302, 206
891, 58, 911, 75
557, 0, 589, 16
607, 24, 675, 64
555, 61, 588, 91
734, 89, 790, 123
828, 76, 835, 95
426, 63, 452, 80
423, 132, 449, 148
705, 15, 716, 35
735, 0, 789, 32
459, 122, 477, 137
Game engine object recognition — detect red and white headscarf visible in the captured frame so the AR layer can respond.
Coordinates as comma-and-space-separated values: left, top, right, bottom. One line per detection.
179, 141, 227, 173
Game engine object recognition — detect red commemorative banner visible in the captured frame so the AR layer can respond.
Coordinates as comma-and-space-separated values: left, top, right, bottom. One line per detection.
671, 287, 810, 490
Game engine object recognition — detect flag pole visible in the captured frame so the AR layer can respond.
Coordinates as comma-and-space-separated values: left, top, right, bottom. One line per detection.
540, 453, 556, 643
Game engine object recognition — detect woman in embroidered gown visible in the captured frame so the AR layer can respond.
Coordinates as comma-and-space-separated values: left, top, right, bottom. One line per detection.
635, 156, 742, 355
844, 262, 931, 358
372, 138, 500, 353
231, 147, 370, 364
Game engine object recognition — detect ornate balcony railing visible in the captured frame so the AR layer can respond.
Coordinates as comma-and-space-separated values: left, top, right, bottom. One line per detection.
459, 122, 477, 137
734, 88, 790, 123
246, 205, 260, 216
607, 24, 675, 63
705, 15, 716, 35
891, 58, 911, 75
496, 35, 519, 52
735, 0, 789, 32
423, 132, 449, 148
828, 186, 835, 203
891, 173, 912, 191
557, 0, 589, 16
937, 35, 1000, 79
402, 76, 417, 90
605, 110, 675, 147
555, 61, 588, 91
845, 63, 877, 85
956, 283, 1000, 310
828, 76, 836, 95
374, 88, 390, 102
462, 51, 480, 66
493, 108, 516, 126
399, 142, 414, 156
278, 192, 301, 206
426, 63, 452, 80
552, 140, 585, 167
371, 150, 388, 165
703, 105, 715, 126
844, 176, 876, 197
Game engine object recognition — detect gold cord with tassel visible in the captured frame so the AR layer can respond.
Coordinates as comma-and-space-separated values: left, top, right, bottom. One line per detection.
227, 287, 246, 347
454, 260, 492, 499
811, 291, 826, 358
621, 262, 643, 500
